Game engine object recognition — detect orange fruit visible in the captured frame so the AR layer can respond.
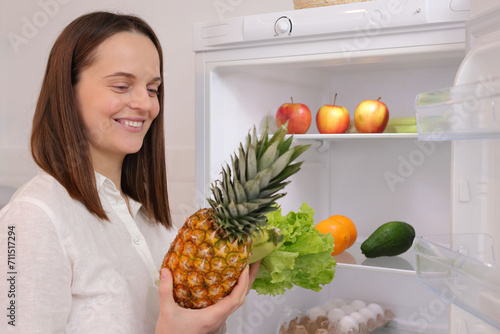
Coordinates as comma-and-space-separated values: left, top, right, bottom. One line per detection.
329, 215, 357, 248
315, 219, 351, 256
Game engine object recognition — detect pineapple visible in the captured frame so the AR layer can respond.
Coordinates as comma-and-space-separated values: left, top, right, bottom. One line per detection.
160, 122, 309, 309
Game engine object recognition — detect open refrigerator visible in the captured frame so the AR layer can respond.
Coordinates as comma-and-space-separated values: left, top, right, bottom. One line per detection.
192, 0, 500, 333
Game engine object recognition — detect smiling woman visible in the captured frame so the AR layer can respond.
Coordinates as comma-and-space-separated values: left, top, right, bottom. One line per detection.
30, 11, 170, 223
0, 11, 258, 334
74, 32, 162, 181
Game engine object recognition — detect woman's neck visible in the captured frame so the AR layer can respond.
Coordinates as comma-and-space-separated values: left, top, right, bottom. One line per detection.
95, 164, 123, 191
90, 149, 125, 192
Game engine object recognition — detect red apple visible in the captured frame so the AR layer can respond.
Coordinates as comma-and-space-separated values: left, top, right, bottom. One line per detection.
354, 98, 389, 133
276, 98, 311, 134
316, 94, 350, 134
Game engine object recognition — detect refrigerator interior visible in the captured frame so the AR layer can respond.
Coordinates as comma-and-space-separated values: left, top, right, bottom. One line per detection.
199, 45, 466, 333
205, 45, 464, 239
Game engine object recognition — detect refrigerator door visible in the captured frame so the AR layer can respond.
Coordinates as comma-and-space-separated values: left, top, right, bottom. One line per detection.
451, 2, 500, 332
414, 1, 500, 332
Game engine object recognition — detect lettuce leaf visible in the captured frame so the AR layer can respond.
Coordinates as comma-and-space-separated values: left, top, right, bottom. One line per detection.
251, 203, 336, 296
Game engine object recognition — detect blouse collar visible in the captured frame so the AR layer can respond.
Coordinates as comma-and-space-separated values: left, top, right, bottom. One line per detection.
94, 171, 143, 218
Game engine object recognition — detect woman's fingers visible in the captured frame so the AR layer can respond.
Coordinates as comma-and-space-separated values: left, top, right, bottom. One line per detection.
214, 265, 250, 315
158, 268, 175, 311
156, 268, 179, 334
156, 261, 261, 334
216, 260, 261, 311
247, 260, 261, 293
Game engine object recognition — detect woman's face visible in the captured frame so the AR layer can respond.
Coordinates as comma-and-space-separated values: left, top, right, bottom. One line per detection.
74, 31, 161, 167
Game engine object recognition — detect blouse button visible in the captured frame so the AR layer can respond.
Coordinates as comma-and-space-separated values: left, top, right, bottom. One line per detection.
134, 236, 141, 245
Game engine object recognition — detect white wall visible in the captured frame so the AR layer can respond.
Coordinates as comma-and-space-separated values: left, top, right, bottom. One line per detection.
0, 0, 292, 221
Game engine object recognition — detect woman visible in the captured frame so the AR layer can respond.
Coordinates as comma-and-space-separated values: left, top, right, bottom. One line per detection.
0, 11, 259, 334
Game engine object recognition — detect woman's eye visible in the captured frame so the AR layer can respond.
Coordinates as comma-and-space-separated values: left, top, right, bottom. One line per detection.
113, 85, 129, 92
148, 88, 159, 96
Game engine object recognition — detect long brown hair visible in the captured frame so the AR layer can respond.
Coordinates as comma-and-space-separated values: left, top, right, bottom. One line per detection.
31, 11, 172, 228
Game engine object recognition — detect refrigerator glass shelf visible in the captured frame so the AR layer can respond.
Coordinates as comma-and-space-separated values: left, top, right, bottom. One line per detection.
414, 233, 500, 329
289, 133, 417, 140
415, 78, 500, 141
334, 240, 416, 275
283, 133, 418, 151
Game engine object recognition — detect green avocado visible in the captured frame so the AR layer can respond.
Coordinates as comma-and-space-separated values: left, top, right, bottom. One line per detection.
361, 221, 415, 258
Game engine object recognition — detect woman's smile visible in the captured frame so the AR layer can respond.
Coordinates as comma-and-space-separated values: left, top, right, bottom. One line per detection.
114, 118, 146, 132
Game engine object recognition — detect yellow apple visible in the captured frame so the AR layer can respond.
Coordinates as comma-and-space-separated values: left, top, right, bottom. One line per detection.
316, 94, 350, 134
354, 98, 389, 133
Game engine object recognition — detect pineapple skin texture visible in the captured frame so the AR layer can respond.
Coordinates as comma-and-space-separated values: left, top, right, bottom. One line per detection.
161, 208, 252, 309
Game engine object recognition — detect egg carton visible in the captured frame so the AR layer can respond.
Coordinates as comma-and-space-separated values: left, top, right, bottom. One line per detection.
279, 299, 395, 334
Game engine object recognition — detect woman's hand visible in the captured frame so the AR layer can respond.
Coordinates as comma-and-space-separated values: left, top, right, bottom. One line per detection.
155, 260, 261, 334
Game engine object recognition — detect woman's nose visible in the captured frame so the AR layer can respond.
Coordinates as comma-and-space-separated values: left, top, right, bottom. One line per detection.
129, 87, 152, 111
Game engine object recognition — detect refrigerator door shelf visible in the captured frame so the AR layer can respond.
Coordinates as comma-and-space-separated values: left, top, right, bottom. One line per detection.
414, 233, 500, 330
415, 78, 500, 141
416, 7, 500, 142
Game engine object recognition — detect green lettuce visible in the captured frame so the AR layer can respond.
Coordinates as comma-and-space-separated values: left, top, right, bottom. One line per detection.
250, 203, 336, 296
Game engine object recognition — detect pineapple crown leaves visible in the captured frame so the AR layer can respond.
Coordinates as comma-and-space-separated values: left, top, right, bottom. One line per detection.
208, 121, 310, 241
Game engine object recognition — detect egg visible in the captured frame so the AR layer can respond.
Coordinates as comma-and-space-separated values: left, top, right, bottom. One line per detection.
340, 304, 356, 314
320, 299, 339, 311
350, 299, 366, 311
327, 308, 345, 323
368, 303, 384, 318
338, 315, 359, 332
350, 311, 367, 326
306, 306, 326, 322
359, 307, 376, 321
332, 298, 346, 307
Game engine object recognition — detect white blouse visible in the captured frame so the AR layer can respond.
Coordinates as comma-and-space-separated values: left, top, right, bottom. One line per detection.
0, 171, 178, 333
